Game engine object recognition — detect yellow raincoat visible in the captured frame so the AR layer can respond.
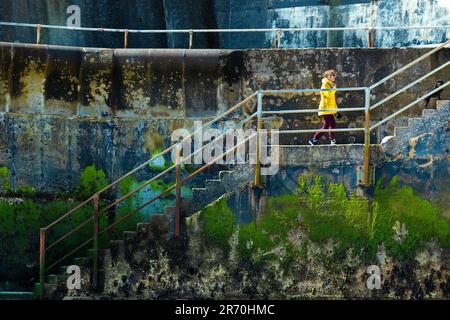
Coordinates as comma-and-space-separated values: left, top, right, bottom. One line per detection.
318, 77, 337, 116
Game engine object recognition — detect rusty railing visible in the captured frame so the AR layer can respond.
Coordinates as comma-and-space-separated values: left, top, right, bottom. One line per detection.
38, 40, 450, 299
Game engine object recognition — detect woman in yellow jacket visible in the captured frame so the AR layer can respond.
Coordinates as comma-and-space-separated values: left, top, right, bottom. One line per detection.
309, 69, 341, 145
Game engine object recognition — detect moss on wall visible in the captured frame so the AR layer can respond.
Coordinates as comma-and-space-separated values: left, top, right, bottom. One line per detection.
0, 197, 109, 288
372, 177, 450, 260
77, 164, 109, 199
0, 166, 11, 191
198, 175, 450, 268
199, 197, 236, 251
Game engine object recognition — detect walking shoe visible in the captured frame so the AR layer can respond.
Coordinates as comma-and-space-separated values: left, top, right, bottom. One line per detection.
309, 138, 318, 146
330, 139, 337, 145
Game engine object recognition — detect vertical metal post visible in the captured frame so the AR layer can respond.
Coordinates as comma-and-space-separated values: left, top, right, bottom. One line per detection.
368, 28, 374, 48
92, 193, 99, 290
189, 30, 193, 49
364, 87, 371, 185
277, 29, 282, 49
254, 91, 263, 186
36, 24, 41, 45
39, 228, 46, 299
124, 29, 129, 48
175, 145, 182, 238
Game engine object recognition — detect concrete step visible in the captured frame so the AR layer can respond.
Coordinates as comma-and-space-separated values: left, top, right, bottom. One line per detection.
192, 189, 212, 212
218, 170, 234, 180
192, 187, 206, 193
34, 282, 57, 298
164, 206, 175, 216
47, 274, 58, 285
136, 222, 151, 234
221, 165, 253, 192
436, 100, 450, 109
408, 117, 422, 127
59, 265, 69, 274
0, 291, 34, 300
394, 126, 410, 137
73, 256, 91, 267
62, 296, 94, 300
205, 179, 226, 194
422, 108, 437, 118
122, 231, 136, 243
109, 240, 125, 261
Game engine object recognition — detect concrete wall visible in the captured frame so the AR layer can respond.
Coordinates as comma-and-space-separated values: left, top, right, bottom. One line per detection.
0, 0, 448, 48
0, 42, 449, 192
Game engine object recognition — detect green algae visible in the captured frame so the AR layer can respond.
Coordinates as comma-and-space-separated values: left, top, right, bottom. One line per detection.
198, 175, 450, 266
199, 197, 236, 251
78, 165, 109, 199
0, 166, 11, 191
372, 177, 450, 260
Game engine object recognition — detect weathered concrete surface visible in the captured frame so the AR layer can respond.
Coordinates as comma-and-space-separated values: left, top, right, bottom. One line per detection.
1, 43, 448, 122
377, 100, 450, 213
0, 1, 448, 48
279, 144, 381, 166
0, 43, 449, 192
54, 197, 449, 300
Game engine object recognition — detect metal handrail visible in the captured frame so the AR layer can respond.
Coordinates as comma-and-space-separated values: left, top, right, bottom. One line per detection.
278, 128, 365, 134
38, 92, 257, 298
370, 60, 450, 110
263, 107, 365, 115
44, 130, 257, 273
98, 111, 256, 216
1, 21, 449, 33
370, 80, 450, 131
263, 87, 367, 94
370, 39, 450, 90
43, 92, 256, 231
38, 40, 450, 298
2, 20, 449, 48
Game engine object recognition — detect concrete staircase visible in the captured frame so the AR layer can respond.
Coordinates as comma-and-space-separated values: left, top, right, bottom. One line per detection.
35, 162, 254, 299
191, 164, 253, 213
35, 101, 450, 299
381, 100, 450, 157
35, 205, 175, 299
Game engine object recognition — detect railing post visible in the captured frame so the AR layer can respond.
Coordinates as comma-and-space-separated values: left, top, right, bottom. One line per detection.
189, 30, 193, 49
277, 29, 282, 49
254, 90, 263, 186
36, 24, 41, 45
364, 87, 371, 185
92, 193, 99, 290
368, 27, 374, 48
175, 145, 182, 238
39, 228, 46, 299
124, 29, 129, 48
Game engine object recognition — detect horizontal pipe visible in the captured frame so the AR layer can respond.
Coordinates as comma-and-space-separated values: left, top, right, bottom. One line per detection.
370, 80, 450, 131
263, 107, 365, 115
370, 60, 450, 111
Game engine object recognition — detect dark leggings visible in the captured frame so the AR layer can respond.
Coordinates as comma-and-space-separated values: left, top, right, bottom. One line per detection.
313, 114, 336, 140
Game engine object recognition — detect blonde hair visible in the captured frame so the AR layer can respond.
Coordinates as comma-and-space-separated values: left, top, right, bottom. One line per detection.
322, 69, 336, 79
